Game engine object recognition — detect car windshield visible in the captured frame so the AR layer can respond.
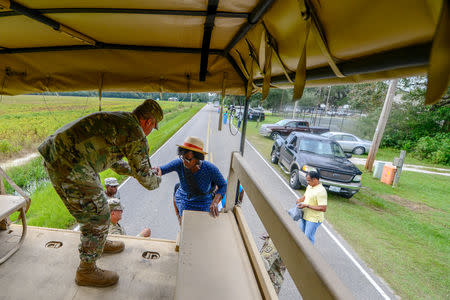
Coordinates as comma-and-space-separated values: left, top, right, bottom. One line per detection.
299, 139, 346, 157
275, 120, 290, 126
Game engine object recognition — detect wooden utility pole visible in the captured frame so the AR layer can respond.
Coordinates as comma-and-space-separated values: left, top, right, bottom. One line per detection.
365, 79, 398, 171
392, 150, 406, 187
292, 100, 298, 118
325, 86, 331, 112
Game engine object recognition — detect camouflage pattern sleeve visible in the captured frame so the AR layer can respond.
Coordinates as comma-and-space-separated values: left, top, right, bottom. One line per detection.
109, 223, 126, 235
110, 160, 132, 176
120, 137, 161, 190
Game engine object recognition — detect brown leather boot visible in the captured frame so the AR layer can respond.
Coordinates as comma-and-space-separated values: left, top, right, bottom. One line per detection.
103, 240, 125, 254
75, 261, 119, 287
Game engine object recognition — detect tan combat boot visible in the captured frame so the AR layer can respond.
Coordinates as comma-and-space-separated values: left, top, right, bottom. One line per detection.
103, 240, 125, 253
75, 261, 119, 287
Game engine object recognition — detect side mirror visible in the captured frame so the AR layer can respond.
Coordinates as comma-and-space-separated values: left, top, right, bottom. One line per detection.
345, 153, 352, 158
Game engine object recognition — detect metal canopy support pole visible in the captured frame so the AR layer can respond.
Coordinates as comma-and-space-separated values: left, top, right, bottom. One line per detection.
224, 0, 276, 54
1, 0, 96, 45
0, 44, 224, 55
235, 95, 250, 205
218, 73, 227, 131
98, 72, 104, 111
239, 97, 250, 155
199, 0, 219, 81
0, 8, 249, 19
365, 79, 398, 171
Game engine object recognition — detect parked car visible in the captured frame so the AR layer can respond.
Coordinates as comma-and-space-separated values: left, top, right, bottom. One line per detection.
234, 107, 265, 121
271, 132, 362, 198
248, 108, 265, 121
321, 132, 372, 155
259, 119, 329, 140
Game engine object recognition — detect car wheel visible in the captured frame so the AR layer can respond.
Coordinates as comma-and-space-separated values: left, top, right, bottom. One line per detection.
289, 169, 301, 189
270, 131, 280, 140
352, 146, 365, 155
340, 193, 354, 199
271, 149, 279, 164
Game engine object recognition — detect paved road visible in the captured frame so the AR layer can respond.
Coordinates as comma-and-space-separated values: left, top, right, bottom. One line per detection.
120, 104, 397, 299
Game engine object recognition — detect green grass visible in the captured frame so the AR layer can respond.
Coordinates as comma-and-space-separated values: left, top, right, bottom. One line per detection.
326, 171, 449, 299
4, 99, 203, 229
0, 95, 183, 161
238, 118, 450, 299
354, 147, 450, 170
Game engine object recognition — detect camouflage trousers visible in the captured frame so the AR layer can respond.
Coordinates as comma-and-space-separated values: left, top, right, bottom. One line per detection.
44, 161, 110, 263
260, 237, 286, 294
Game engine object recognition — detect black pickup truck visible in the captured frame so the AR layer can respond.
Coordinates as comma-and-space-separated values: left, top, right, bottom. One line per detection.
259, 119, 329, 140
271, 132, 362, 198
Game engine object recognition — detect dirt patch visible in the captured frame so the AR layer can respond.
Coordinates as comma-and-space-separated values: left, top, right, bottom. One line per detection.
349, 198, 385, 213
380, 194, 434, 212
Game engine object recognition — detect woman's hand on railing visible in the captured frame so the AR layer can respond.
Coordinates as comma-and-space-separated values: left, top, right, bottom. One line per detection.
209, 194, 222, 218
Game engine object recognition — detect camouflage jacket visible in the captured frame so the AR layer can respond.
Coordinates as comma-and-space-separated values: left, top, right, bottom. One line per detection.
38, 111, 160, 190
109, 222, 126, 235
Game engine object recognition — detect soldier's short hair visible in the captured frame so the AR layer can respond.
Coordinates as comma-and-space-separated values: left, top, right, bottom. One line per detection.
133, 99, 164, 123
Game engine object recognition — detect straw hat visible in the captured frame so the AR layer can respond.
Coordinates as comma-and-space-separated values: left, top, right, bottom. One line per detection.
177, 136, 207, 155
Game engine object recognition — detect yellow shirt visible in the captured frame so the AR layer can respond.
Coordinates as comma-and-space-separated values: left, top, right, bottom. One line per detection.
303, 183, 327, 223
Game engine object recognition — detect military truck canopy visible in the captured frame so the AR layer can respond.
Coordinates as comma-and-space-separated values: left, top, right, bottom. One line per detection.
0, 0, 448, 103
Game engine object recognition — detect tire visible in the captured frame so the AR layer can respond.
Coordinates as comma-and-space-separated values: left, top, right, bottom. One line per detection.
352, 146, 365, 155
290, 169, 301, 189
271, 149, 279, 164
270, 131, 280, 140
340, 193, 354, 199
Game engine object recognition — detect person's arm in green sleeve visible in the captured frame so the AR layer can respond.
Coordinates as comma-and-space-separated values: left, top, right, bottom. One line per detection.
110, 160, 132, 176
121, 138, 161, 190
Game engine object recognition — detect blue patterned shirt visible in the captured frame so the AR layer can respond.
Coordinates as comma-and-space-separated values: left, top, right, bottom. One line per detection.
160, 159, 227, 215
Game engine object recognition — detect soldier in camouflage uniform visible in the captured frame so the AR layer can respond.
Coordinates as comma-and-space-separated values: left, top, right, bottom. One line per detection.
260, 236, 286, 294
107, 198, 126, 235
38, 99, 163, 287
107, 198, 150, 237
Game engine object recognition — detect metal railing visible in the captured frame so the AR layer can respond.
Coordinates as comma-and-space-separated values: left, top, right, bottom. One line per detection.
224, 152, 354, 300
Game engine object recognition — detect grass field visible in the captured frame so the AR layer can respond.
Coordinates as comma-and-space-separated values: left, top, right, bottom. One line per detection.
0, 95, 189, 161
237, 117, 450, 299
2, 96, 203, 228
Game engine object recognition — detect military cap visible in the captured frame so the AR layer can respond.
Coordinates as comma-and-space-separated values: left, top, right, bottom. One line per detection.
108, 198, 124, 211
105, 177, 119, 186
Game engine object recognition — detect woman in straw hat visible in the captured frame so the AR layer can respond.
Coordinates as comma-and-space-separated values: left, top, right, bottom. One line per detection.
155, 136, 227, 223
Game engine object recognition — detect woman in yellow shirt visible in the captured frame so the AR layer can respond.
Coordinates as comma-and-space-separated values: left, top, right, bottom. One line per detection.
296, 171, 327, 244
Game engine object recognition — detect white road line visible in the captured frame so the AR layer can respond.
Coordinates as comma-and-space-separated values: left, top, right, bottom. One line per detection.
244, 138, 391, 300
118, 106, 205, 190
